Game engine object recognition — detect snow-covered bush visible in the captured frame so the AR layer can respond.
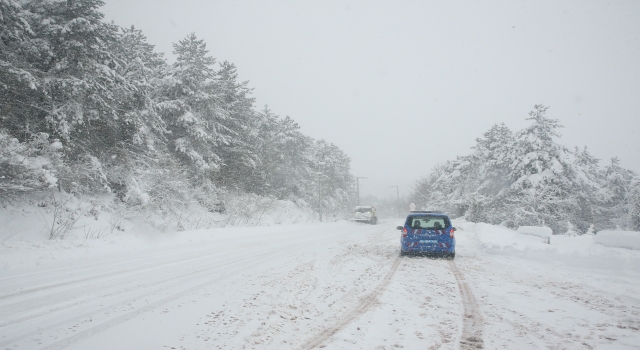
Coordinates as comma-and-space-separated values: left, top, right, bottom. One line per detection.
221, 191, 279, 226
120, 162, 192, 225
192, 180, 225, 214
40, 193, 86, 240
57, 154, 110, 194
0, 130, 62, 196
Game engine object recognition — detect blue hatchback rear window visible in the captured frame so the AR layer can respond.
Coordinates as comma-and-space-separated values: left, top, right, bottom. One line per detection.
407, 215, 450, 230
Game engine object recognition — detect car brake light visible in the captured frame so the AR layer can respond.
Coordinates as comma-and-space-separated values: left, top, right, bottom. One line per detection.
449, 228, 455, 238
402, 227, 407, 237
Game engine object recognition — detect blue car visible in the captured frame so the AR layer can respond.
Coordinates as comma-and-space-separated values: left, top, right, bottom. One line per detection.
396, 211, 456, 258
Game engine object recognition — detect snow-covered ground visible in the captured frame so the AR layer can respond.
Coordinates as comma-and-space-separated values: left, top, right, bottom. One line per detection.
1, 221, 639, 349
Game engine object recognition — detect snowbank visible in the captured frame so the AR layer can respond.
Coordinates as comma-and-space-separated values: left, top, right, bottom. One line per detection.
517, 226, 552, 238
454, 221, 477, 233
0, 191, 321, 243
455, 221, 640, 273
594, 230, 640, 250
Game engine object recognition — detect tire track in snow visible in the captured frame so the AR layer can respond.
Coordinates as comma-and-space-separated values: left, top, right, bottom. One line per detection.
0, 244, 216, 285
32, 237, 330, 350
0, 227, 337, 296
1, 247, 275, 349
1, 229, 351, 350
449, 260, 484, 349
0, 249, 229, 301
299, 255, 401, 350
36, 254, 276, 350
0, 251, 230, 328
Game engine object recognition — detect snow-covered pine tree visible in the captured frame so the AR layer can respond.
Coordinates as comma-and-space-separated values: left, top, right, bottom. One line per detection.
110, 25, 167, 149
0, 0, 43, 140
272, 116, 315, 200
412, 163, 448, 212
569, 146, 605, 232
411, 123, 514, 221
503, 105, 578, 233
466, 123, 514, 222
98, 25, 171, 201
158, 33, 226, 175
211, 61, 259, 190
2, 0, 134, 194
437, 157, 476, 217
311, 140, 354, 218
630, 178, 640, 231
473, 123, 513, 189
20, 0, 122, 147
248, 106, 314, 199
603, 157, 635, 229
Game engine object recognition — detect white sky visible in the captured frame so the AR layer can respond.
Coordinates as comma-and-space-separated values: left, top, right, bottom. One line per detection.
102, 0, 640, 198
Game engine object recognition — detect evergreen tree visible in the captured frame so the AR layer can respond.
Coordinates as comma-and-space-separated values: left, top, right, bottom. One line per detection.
21, 0, 122, 148
158, 33, 225, 174
629, 179, 640, 231
503, 105, 576, 233
311, 140, 354, 218
110, 25, 167, 149
0, 0, 43, 140
98, 25, 170, 199
2, 0, 136, 193
466, 123, 514, 221
570, 146, 605, 232
212, 61, 258, 190
602, 157, 635, 229
248, 106, 313, 199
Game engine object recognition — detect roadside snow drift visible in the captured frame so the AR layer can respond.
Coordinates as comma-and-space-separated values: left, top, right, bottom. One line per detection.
594, 230, 640, 250
459, 221, 640, 273
517, 225, 552, 238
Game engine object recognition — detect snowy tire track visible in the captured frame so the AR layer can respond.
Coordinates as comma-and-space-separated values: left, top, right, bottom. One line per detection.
1, 224, 379, 350
449, 260, 484, 349
1, 244, 293, 349
0, 250, 228, 301
299, 256, 402, 349
37, 254, 276, 350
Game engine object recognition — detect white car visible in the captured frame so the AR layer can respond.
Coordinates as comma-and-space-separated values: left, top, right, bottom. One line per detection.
353, 206, 378, 225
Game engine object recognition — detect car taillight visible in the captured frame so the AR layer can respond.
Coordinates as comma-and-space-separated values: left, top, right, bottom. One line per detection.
449, 228, 455, 238
402, 227, 407, 237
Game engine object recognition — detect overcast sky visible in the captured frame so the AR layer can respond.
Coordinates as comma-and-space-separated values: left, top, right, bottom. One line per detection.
102, 0, 640, 198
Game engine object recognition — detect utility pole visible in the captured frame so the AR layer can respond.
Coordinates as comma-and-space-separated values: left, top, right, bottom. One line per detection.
356, 177, 367, 206
317, 162, 326, 221
390, 186, 400, 218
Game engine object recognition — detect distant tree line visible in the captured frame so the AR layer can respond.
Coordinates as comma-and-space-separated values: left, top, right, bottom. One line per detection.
0, 0, 354, 217
411, 105, 640, 234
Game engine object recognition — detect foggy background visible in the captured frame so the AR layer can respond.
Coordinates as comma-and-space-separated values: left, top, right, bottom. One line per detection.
102, 0, 640, 199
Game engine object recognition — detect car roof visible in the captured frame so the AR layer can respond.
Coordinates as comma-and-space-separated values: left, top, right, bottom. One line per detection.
406, 211, 449, 218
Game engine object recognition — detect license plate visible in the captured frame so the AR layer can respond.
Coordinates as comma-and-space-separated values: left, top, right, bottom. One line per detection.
419, 240, 437, 243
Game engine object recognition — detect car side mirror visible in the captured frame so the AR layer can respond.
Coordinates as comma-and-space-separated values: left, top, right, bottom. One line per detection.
396, 226, 403, 230
452, 227, 457, 231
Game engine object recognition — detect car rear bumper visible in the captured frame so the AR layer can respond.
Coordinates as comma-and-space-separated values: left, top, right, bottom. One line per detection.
401, 241, 455, 253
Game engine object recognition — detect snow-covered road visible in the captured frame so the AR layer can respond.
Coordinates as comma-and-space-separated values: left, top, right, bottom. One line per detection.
1, 221, 639, 349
